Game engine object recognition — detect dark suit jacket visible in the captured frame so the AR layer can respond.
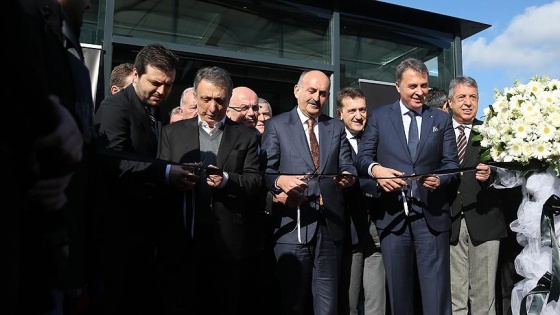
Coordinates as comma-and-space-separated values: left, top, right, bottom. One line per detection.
261, 107, 356, 243
157, 116, 262, 260
94, 84, 169, 233
448, 119, 507, 244
356, 101, 459, 232
345, 134, 379, 253
9, 1, 97, 312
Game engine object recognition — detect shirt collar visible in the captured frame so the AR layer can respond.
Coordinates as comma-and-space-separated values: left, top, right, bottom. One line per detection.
296, 107, 318, 125
198, 116, 226, 129
345, 128, 361, 139
452, 119, 472, 129
399, 101, 423, 116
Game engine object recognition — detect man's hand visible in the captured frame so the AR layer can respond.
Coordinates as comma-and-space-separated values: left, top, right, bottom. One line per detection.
334, 171, 355, 188
206, 164, 224, 188
371, 164, 407, 192
28, 173, 74, 211
418, 175, 440, 192
33, 95, 83, 175
475, 163, 491, 182
27, 95, 84, 210
272, 191, 306, 208
169, 165, 200, 191
276, 175, 309, 198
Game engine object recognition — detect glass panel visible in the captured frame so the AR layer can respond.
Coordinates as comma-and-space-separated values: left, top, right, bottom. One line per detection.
340, 15, 455, 91
112, 0, 332, 65
82, 0, 102, 44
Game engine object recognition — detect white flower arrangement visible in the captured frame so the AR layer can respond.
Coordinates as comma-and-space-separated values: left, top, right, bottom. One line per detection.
473, 76, 560, 177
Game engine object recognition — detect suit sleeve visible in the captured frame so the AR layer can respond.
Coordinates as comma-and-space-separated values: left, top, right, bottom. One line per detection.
356, 114, 379, 177
221, 128, 262, 197
436, 114, 460, 187
95, 96, 166, 184
261, 118, 281, 191
338, 123, 357, 176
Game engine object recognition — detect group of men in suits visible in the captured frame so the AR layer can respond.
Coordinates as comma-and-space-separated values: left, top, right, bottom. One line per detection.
25, 19, 511, 313
356, 58, 509, 315
259, 59, 509, 315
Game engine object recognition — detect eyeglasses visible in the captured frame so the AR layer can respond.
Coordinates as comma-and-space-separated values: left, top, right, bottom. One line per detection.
229, 105, 259, 112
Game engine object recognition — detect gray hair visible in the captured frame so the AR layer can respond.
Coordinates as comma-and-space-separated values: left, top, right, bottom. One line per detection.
395, 58, 429, 84
258, 97, 273, 116
448, 76, 478, 98
180, 87, 194, 107
193, 66, 233, 97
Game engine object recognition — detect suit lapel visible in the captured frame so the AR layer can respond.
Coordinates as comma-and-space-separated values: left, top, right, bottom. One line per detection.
318, 115, 333, 173
180, 119, 200, 163
217, 119, 237, 167
388, 102, 410, 160
417, 106, 434, 160
463, 119, 482, 166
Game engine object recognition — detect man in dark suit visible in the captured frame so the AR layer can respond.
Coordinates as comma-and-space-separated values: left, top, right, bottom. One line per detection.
356, 58, 459, 315
446, 76, 507, 315
9, 0, 96, 313
158, 66, 262, 315
261, 70, 356, 315
336, 87, 386, 315
94, 43, 195, 315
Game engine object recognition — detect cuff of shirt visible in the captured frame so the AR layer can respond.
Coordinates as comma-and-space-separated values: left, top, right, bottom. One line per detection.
368, 162, 379, 177
217, 171, 229, 188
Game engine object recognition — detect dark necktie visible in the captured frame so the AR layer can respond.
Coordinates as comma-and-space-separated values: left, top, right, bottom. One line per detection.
351, 135, 361, 155
307, 118, 320, 169
146, 106, 158, 141
407, 111, 419, 160
456, 125, 467, 164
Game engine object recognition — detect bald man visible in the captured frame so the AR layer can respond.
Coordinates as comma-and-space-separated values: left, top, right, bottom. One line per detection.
227, 86, 259, 129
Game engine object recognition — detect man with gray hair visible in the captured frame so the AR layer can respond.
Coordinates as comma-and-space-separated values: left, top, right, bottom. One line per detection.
180, 86, 197, 119
158, 66, 261, 314
256, 97, 273, 135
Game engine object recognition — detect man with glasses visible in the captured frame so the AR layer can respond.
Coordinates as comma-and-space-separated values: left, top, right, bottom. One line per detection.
227, 87, 259, 129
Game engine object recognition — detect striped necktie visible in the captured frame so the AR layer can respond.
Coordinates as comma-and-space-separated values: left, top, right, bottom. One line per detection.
146, 106, 158, 141
456, 125, 467, 164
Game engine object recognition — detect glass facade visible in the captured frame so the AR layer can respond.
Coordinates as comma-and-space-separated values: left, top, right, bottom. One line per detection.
339, 13, 456, 89
80, 0, 487, 115
111, 0, 333, 66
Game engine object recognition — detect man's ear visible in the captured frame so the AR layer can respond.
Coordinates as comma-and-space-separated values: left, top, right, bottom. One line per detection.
336, 109, 342, 120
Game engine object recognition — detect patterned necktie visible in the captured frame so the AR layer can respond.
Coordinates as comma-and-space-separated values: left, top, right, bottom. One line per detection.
307, 118, 319, 169
407, 111, 419, 160
146, 106, 158, 141
456, 124, 467, 164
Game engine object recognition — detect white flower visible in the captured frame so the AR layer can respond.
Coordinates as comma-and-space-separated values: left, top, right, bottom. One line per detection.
474, 76, 560, 176
536, 122, 556, 142
532, 140, 551, 160
511, 120, 530, 140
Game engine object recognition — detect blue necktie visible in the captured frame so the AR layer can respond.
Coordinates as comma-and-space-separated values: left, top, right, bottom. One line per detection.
407, 111, 419, 160
406, 111, 420, 201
